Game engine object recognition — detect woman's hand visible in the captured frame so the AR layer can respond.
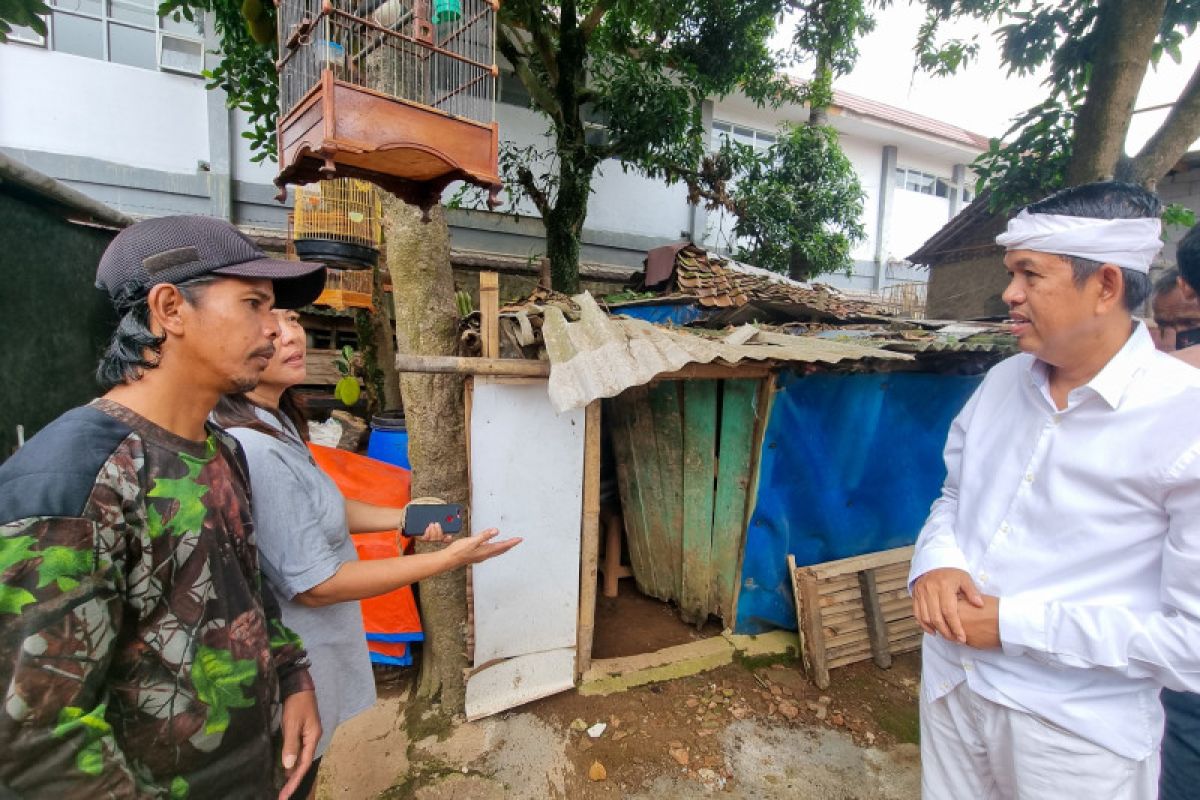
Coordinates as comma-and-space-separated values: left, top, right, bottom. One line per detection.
441, 528, 521, 568
418, 522, 451, 544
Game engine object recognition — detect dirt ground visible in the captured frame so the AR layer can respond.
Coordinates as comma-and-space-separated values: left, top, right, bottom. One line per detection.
317, 585, 922, 799
318, 652, 922, 799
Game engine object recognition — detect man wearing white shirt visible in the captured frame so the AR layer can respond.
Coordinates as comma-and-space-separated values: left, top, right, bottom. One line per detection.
909, 181, 1200, 799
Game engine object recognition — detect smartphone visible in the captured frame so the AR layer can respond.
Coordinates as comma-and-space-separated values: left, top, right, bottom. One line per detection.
403, 503, 464, 536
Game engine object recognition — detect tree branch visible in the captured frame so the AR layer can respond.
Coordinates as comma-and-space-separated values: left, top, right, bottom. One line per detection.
1127, 60, 1200, 189
516, 166, 552, 218
497, 26, 562, 122
579, 0, 612, 42
526, 10, 560, 87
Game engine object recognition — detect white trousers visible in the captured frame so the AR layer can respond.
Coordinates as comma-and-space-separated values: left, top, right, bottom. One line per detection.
920, 681, 1158, 800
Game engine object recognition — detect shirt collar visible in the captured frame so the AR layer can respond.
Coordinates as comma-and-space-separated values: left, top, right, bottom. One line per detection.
1026, 321, 1152, 410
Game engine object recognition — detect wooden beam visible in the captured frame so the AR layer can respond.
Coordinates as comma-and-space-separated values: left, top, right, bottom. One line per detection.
858, 569, 893, 670
654, 363, 773, 381
807, 546, 915, 580
480, 271, 500, 359
395, 354, 551, 377
577, 400, 602, 678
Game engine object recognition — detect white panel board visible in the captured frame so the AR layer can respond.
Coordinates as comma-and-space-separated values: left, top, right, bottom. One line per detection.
465, 378, 583, 718
465, 648, 577, 721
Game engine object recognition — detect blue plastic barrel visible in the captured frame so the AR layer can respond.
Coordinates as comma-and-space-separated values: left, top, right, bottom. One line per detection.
366, 411, 410, 470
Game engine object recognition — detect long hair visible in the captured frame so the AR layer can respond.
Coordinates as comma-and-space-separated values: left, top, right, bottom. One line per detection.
211, 390, 310, 442
96, 275, 219, 391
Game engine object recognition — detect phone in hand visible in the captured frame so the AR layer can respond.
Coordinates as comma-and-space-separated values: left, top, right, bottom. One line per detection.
403, 503, 464, 537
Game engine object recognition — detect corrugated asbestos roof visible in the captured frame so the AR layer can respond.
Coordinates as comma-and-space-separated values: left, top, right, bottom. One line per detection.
831, 89, 991, 150
543, 294, 911, 412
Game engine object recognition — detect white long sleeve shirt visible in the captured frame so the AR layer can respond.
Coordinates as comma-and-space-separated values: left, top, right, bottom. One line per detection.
909, 323, 1200, 759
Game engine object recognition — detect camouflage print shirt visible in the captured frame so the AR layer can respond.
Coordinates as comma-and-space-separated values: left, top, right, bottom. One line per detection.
0, 400, 314, 798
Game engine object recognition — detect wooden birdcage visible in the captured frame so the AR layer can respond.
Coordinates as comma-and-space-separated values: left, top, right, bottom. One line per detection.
274, 0, 501, 207
293, 177, 383, 269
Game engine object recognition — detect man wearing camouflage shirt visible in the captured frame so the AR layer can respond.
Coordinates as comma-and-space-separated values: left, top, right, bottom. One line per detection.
0, 216, 328, 798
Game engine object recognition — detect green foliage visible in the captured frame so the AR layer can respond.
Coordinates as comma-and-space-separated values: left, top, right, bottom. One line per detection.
455, 290, 474, 318
729, 124, 866, 279
0, 0, 50, 42
784, 0, 878, 109
332, 345, 362, 407
915, 0, 1200, 210
160, 0, 280, 162
1164, 202, 1198, 231
191, 645, 258, 735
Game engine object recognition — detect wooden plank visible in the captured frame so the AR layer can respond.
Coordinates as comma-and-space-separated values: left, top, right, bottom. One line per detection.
480, 271, 499, 359
807, 546, 915, 580
825, 619, 922, 659
395, 354, 550, 377
680, 380, 718, 625
858, 569, 892, 669
608, 391, 659, 599
576, 401, 602, 678
818, 581, 908, 608
798, 571, 829, 689
648, 382, 685, 600
811, 562, 910, 592
821, 598, 915, 633
627, 386, 672, 599
788, 555, 811, 678
710, 379, 758, 625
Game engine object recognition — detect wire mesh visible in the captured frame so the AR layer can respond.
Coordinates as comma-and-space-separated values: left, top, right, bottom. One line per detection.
293, 178, 384, 248
278, 0, 495, 125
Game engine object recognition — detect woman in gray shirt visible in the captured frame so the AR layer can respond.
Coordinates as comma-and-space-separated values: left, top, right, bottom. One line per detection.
214, 309, 520, 797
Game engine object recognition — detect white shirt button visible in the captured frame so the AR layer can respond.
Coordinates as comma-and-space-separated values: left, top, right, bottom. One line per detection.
963, 661, 974, 671
1000, 522, 1010, 534
1025, 472, 1035, 483
978, 571, 989, 584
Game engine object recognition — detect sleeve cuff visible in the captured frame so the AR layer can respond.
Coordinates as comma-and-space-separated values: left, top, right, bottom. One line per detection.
279, 666, 315, 699
999, 595, 1049, 656
907, 545, 971, 592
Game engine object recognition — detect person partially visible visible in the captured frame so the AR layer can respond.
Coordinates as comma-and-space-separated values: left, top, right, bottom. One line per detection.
0, 216, 328, 798
211, 309, 521, 796
909, 182, 1200, 800
1150, 265, 1200, 366
1159, 221, 1200, 800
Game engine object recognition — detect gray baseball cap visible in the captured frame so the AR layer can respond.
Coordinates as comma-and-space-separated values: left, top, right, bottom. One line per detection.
96, 215, 327, 309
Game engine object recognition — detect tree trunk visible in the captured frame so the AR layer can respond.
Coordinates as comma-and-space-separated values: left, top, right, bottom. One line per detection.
381, 196, 470, 716
1065, 0, 1166, 185
545, 158, 591, 294
370, 262, 403, 411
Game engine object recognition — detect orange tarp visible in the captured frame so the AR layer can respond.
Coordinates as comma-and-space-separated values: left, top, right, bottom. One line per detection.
308, 444, 422, 662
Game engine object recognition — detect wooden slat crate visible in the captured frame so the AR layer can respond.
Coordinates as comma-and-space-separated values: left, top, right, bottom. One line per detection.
788, 546, 920, 689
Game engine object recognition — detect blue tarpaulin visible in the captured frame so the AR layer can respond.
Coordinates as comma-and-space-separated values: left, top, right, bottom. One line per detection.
733, 369, 982, 634
610, 303, 711, 325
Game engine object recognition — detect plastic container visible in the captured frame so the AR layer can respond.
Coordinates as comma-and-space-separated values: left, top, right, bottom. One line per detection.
366, 411, 410, 470
433, 0, 461, 25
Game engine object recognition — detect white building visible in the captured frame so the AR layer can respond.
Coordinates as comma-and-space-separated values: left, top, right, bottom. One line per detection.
0, 11, 987, 293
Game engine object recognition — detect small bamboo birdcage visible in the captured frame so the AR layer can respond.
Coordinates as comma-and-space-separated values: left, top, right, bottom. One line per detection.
292, 177, 383, 269
286, 211, 375, 310
274, 0, 501, 207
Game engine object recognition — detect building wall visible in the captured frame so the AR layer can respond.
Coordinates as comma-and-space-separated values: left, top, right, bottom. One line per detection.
0, 192, 118, 457
1, 35, 982, 294
925, 251, 1008, 320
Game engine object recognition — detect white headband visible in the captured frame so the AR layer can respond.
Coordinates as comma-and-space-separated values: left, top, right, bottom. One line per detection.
995, 209, 1163, 274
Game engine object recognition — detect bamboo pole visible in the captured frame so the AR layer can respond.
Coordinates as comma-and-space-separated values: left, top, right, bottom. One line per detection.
395, 354, 551, 377
479, 270, 499, 359
576, 400, 602, 678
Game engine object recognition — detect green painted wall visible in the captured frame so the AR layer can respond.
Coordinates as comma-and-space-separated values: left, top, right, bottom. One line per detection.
1, 192, 117, 458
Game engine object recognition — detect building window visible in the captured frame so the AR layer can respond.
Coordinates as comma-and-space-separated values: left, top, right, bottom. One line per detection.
7, 0, 205, 75
894, 167, 955, 198
711, 120, 777, 153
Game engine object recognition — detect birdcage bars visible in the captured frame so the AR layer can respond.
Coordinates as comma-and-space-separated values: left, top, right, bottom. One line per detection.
292, 177, 383, 269
274, 0, 501, 207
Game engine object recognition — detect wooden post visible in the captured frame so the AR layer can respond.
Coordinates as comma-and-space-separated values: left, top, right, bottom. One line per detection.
858, 569, 893, 669
480, 270, 499, 359
797, 569, 829, 689
576, 400, 602, 678
395, 354, 550, 377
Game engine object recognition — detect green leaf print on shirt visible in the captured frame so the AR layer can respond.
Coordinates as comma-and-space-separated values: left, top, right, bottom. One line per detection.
191, 645, 258, 735
35, 546, 95, 591
147, 437, 218, 538
170, 776, 189, 799
52, 704, 113, 776
0, 535, 36, 574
